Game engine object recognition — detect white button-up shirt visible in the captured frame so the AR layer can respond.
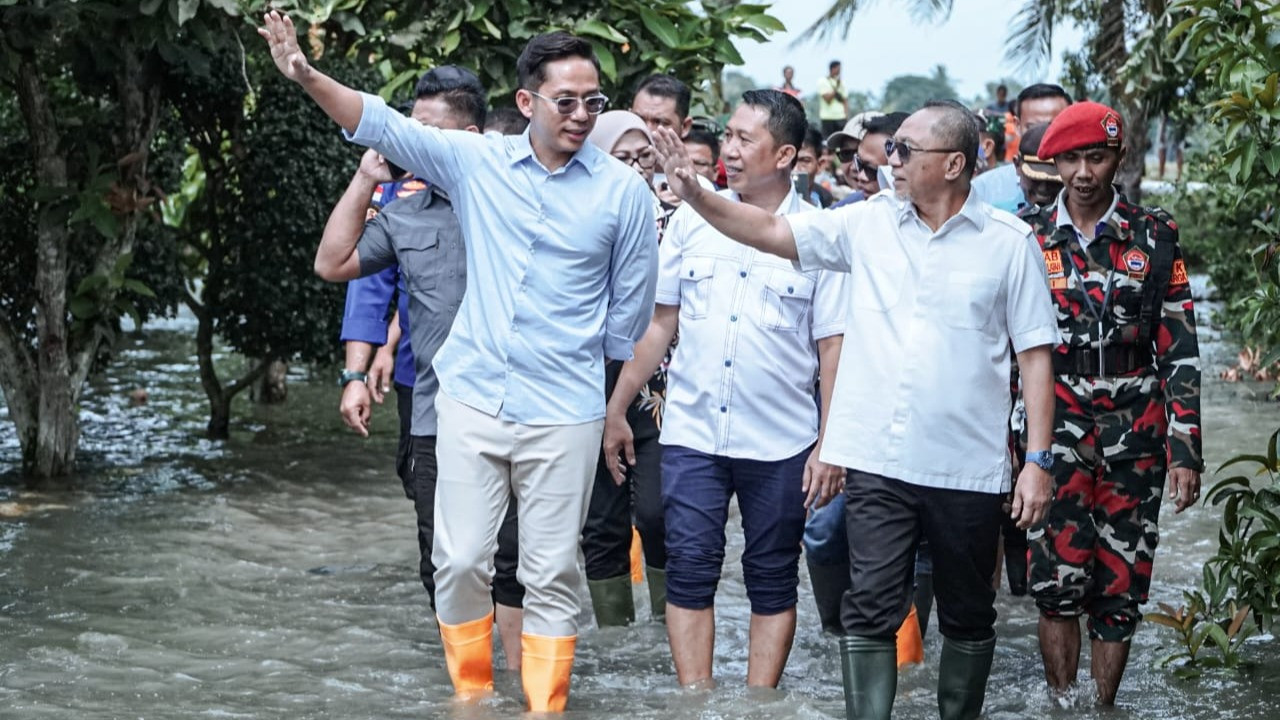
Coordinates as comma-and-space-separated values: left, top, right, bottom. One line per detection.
788, 190, 1059, 493
656, 188, 848, 461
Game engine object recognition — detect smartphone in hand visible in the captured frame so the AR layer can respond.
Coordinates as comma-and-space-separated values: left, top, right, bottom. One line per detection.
791, 171, 810, 200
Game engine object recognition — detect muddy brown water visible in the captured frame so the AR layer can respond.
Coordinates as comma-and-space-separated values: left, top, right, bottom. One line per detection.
1, 300, 1278, 719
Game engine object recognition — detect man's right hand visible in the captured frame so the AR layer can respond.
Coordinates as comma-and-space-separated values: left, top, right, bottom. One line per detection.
257, 11, 312, 84
652, 127, 702, 203
602, 409, 635, 486
339, 380, 372, 437
356, 148, 393, 184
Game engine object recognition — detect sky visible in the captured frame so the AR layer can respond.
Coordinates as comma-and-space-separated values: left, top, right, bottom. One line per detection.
733, 0, 1086, 102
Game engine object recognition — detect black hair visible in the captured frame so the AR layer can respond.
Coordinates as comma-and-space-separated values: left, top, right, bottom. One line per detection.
863, 111, 908, 138
516, 32, 599, 91
829, 60, 841, 70
684, 128, 721, 162
802, 126, 823, 154
975, 112, 1006, 161
485, 106, 529, 135
996, 84, 1008, 93
1014, 83, 1073, 118
921, 99, 979, 178
634, 74, 692, 122
415, 65, 487, 128
741, 89, 807, 160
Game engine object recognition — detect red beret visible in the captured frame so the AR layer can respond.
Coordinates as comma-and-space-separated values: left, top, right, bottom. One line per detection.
1037, 101, 1124, 160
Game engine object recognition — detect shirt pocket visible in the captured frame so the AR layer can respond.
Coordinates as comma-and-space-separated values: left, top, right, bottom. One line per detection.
761, 269, 816, 332
941, 271, 1000, 330
679, 255, 716, 320
399, 229, 441, 292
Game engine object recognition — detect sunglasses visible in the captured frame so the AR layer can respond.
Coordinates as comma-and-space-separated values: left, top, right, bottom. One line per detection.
885, 138, 960, 164
690, 117, 722, 134
835, 147, 858, 163
852, 154, 879, 179
529, 91, 609, 115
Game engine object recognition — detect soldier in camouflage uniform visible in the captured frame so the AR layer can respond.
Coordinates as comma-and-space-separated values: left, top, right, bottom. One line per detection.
1020, 102, 1204, 705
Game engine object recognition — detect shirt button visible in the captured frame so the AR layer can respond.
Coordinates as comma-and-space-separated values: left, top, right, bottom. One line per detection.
724, 360, 732, 367
689, 270, 695, 277
739, 270, 747, 277
787, 286, 795, 294
720, 406, 727, 413
730, 315, 738, 322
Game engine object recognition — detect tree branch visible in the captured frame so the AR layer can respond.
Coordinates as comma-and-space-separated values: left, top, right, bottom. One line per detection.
225, 357, 274, 398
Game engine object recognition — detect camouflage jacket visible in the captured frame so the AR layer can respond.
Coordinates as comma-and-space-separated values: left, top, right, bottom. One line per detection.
1020, 195, 1203, 471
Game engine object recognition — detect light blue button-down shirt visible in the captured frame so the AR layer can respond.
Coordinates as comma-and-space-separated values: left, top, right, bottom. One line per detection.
345, 93, 658, 425
972, 163, 1025, 214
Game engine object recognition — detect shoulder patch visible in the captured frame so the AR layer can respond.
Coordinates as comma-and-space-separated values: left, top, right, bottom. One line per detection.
1171, 258, 1189, 285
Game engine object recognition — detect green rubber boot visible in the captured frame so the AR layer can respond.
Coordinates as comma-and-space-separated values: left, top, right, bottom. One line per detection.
645, 566, 667, 622
588, 574, 635, 627
839, 635, 897, 720
937, 635, 997, 720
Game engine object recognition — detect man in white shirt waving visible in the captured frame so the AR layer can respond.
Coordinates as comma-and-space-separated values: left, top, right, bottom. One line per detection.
653, 99, 1059, 720
604, 90, 846, 689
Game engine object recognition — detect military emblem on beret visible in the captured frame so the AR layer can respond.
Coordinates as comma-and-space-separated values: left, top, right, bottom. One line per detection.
1102, 112, 1121, 146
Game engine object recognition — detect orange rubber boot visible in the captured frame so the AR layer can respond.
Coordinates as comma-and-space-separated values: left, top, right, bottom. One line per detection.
438, 613, 495, 699
522, 633, 576, 712
630, 526, 644, 584
895, 603, 925, 669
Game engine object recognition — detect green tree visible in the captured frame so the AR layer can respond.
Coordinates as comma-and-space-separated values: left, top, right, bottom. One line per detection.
880, 65, 958, 113
0, 0, 240, 477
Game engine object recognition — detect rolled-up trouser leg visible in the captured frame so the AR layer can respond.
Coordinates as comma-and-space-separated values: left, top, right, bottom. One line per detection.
433, 393, 513, 627
735, 446, 809, 616
660, 445, 732, 611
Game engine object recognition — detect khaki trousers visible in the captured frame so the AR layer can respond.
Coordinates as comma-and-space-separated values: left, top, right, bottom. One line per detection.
432, 393, 603, 637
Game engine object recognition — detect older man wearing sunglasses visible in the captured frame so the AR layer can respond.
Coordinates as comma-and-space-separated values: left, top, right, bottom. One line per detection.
654, 99, 1059, 720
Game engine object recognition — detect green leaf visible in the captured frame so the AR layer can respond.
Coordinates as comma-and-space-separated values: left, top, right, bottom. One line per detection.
1166, 15, 1199, 43
744, 13, 786, 33
68, 296, 98, 320
713, 37, 744, 65
638, 8, 679, 48
588, 40, 617, 83
466, 0, 492, 23
576, 19, 628, 45
76, 274, 110, 296
480, 17, 503, 40
441, 30, 462, 56
122, 279, 157, 299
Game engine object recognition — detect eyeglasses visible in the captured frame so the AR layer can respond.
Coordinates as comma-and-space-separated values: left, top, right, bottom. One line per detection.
885, 138, 960, 164
834, 147, 858, 164
852, 154, 879, 179
529, 91, 609, 115
613, 148, 656, 169
690, 117, 722, 134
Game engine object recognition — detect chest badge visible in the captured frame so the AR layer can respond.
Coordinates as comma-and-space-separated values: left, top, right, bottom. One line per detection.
1043, 249, 1064, 276
1122, 247, 1149, 280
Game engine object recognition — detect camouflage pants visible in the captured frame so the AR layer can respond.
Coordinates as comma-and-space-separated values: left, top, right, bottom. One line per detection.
1028, 430, 1166, 642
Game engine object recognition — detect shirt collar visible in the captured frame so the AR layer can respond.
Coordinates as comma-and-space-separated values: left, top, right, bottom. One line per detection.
726, 184, 803, 216
894, 187, 987, 232
507, 129, 603, 176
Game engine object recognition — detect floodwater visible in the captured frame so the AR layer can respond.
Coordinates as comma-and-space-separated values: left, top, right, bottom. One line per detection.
2, 296, 1279, 719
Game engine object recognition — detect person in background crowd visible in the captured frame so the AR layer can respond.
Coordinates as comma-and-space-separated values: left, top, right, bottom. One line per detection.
817, 60, 850, 138
485, 105, 529, 134
1159, 112, 1187, 182
825, 110, 885, 205
607, 89, 847, 690
777, 64, 801, 97
973, 83, 1072, 212
1022, 101, 1203, 707
1013, 123, 1062, 209
975, 110, 1006, 175
580, 111, 669, 629
796, 127, 834, 208
830, 111, 906, 208
651, 97, 1059, 720
258, 16, 659, 711
986, 84, 1010, 114
684, 128, 721, 187
328, 66, 527, 672
631, 73, 693, 137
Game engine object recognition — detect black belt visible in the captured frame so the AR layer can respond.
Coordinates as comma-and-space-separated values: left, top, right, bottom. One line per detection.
1053, 345, 1152, 377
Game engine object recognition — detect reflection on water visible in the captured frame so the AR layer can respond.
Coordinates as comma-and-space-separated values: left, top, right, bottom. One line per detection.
1, 303, 1278, 718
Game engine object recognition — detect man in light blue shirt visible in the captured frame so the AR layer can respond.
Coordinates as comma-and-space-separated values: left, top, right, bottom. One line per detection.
258, 15, 657, 713
973, 83, 1072, 213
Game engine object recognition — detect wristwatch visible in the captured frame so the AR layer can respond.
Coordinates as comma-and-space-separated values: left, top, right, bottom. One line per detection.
337, 369, 368, 388
1025, 450, 1054, 472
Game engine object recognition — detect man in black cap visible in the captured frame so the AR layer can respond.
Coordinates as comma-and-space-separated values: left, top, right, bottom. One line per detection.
1013, 123, 1063, 209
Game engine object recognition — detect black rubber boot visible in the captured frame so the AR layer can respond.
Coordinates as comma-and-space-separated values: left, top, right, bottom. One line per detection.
937, 635, 997, 720
644, 566, 667, 622
914, 572, 935, 640
808, 560, 850, 635
587, 574, 635, 627
839, 635, 896, 720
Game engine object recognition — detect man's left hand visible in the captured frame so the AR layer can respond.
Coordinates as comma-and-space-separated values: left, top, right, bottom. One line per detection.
803, 446, 845, 510
1010, 464, 1052, 529
1168, 466, 1202, 513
